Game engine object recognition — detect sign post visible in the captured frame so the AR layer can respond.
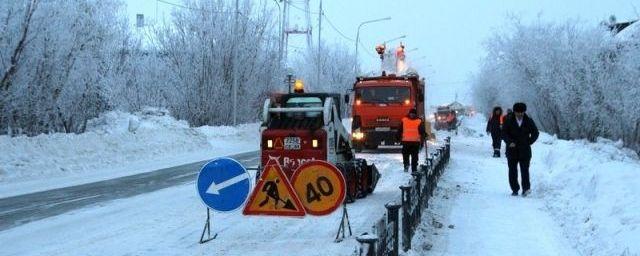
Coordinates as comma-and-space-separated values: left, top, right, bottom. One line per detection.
196, 157, 251, 243
289, 160, 351, 241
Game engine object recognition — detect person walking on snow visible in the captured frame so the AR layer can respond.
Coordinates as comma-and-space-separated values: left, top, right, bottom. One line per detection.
486, 106, 504, 157
398, 108, 426, 172
502, 102, 539, 197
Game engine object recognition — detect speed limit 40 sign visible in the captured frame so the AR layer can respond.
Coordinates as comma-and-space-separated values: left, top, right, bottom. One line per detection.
290, 160, 346, 216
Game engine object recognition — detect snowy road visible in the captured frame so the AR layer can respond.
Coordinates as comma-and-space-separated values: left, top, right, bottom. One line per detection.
0, 151, 259, 231
413, 129, 578, 255
0, 150, 415, 256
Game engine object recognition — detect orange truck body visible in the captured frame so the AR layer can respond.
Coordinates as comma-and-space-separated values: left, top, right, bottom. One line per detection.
350, 74, 425, 150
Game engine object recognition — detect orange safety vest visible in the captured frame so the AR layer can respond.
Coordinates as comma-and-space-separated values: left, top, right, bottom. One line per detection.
401, 117, 422, 142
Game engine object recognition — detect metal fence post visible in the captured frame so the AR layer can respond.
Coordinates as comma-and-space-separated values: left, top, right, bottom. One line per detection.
385, 202, 401, 256
356, 233, 379, 256
399, 184, 412, 252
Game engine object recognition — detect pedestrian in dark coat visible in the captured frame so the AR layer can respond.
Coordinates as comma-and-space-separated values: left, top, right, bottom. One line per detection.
486, 107, 503, 157
502, 102, 539, 196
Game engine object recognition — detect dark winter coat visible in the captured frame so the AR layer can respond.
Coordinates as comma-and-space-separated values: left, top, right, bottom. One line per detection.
486, 114, 502, 136
502, 114, 539, 160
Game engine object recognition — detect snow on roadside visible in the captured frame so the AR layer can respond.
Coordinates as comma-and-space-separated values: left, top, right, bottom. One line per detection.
410, 115, 639, 255
0, 150, 413, 256
0, 108, 260, 198
534, 134, 640, 255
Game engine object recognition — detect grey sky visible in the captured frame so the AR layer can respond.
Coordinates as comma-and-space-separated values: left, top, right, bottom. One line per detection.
125, 0, 638, 105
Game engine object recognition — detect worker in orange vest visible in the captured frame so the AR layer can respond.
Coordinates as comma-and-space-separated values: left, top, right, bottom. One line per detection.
398, 108, 426, 172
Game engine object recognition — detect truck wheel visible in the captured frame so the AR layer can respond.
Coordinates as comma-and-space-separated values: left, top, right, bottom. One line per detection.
337, 163, 357, 203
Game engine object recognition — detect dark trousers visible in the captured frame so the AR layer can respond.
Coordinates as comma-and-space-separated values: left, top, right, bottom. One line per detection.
507, 157, 530, 192
402, 142, 420, 172
491, 133, 501, 150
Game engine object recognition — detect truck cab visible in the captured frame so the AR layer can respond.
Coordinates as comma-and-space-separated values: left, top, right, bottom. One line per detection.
434, 106, 458, 131
350, 74, 425, 150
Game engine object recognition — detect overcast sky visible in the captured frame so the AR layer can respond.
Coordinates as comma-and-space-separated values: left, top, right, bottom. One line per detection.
125, 0, 638, 105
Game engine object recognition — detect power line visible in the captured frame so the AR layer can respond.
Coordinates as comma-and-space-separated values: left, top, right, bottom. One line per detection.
156, 0, 198, 10
322, 13, 355, 42
358, 41, 377, 58
288, 1, 320, 15
286, 1, 355, 44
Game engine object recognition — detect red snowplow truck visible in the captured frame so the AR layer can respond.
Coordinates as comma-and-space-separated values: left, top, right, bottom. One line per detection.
259, 85, 379, 202
349, 74, 426, 151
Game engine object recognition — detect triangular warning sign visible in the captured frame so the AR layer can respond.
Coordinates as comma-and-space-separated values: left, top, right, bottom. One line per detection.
243, 162, 305, 217
274, 138, 284, 150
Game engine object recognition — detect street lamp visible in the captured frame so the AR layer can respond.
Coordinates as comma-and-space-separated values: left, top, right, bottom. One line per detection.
354, 17, 391, 74
383, 35, 406, 45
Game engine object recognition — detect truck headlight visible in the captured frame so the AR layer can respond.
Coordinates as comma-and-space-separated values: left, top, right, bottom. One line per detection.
352, 131, 364, 140
267, 139, 273, 148
312, 139, 319, 148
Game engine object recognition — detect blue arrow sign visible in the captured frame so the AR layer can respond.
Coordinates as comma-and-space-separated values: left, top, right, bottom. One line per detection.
196, 157, 251, 212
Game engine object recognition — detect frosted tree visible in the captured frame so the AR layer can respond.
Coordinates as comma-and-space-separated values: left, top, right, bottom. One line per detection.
292, 41, 357, 93
472, 17, 640, 152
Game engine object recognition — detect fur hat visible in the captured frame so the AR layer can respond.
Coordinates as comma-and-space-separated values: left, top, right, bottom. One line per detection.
513, 102, 527, 113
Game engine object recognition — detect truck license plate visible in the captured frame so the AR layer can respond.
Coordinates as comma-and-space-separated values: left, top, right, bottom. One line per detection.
284, 137, 301, 150
375, 127, 391, 131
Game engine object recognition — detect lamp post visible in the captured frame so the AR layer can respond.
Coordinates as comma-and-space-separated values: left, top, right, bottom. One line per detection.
383, 35, 406, 45
354, 17, 391, 74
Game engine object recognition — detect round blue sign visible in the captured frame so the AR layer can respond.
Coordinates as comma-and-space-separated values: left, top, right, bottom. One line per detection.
196, 157, 251, 212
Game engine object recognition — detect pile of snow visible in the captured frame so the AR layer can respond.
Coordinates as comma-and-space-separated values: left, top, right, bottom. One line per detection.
0, 108, 259, 198
534, 134, 640, 255
422, 114, 640, 255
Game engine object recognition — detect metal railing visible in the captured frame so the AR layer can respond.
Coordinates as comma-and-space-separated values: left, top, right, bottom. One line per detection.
356, 137, 451, 256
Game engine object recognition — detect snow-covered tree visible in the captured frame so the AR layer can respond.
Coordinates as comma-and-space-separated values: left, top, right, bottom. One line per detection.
472, 17, 640, 152
0, 0, 128, 135
292, 41, 357, 93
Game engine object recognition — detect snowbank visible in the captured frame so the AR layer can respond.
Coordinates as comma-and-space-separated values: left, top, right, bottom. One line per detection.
534, 134, 640, 256
444, 115, 640, 256
0, 108, 259, 198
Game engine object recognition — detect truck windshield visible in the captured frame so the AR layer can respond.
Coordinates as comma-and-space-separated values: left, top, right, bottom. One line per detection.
285, 97, 322, 108
357, 87, 410, 104
285, 97, 322, 118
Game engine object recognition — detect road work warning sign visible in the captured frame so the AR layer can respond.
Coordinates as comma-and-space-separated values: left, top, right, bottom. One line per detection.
243, 162, 305, 217
290, 160, 346, 216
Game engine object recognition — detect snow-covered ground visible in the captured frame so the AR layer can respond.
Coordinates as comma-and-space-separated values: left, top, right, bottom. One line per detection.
0, 152, 414, 256
0, 109, 260, 198
410, 115, 640, 256
2, 113, 638, 255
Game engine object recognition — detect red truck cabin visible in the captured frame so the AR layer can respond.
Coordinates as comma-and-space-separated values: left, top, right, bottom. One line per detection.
351, 75, 424, 149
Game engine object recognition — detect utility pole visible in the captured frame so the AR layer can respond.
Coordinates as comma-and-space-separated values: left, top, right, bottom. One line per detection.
316, 0, 322, 89
283, 0, 312, 69
232, 0, 239, 125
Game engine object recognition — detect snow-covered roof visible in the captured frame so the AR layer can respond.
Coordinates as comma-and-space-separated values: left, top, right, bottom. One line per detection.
615, 20, 639, 42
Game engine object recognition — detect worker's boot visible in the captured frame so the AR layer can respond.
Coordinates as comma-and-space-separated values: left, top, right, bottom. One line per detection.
493, 149, 500, 158
403, 166, 409, 172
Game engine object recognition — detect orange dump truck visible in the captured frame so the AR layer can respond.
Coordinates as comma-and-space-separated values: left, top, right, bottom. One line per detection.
349, 74, 426, 151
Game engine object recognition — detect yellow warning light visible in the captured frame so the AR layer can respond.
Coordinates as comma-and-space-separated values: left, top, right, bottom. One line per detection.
294, 79, 305, 93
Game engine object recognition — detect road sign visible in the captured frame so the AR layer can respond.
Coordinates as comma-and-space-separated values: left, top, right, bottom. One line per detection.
290, 160, 346, 216
243, 162, 305, 217
196, 157, 251, 212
